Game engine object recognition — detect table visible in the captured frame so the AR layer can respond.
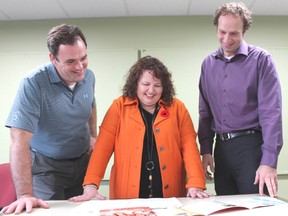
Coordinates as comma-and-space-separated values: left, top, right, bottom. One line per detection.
1, 194, 287, 215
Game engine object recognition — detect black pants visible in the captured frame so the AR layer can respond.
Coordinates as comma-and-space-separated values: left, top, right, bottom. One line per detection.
31, 150, 90, 200
214, 132, 265, 195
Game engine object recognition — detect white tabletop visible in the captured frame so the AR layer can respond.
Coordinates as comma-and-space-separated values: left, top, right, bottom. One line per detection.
1, 194, 287, 216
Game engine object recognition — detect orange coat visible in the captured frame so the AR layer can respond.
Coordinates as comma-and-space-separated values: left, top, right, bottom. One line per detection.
84, 96, 206, 199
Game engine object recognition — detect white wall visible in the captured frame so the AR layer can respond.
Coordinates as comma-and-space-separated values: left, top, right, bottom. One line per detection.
1, 16, 287, 199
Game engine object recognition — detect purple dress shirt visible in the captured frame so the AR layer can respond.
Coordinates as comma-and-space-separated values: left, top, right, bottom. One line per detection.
198, 40, 283, 168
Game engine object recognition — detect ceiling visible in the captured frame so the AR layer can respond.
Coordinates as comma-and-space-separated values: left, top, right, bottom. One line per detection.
0, 0, 287, 21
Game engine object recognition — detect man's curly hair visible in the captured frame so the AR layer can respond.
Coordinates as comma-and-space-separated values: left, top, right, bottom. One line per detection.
213, 2, 252, 32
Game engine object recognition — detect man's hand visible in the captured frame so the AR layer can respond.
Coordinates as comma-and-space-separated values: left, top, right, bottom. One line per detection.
202, 154, 214, 180
254, 165, 278, 197
0, 195, 49, 214
87, 136, 97, 155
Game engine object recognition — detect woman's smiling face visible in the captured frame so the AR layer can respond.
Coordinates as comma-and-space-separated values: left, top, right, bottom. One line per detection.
137, 70, 163, 113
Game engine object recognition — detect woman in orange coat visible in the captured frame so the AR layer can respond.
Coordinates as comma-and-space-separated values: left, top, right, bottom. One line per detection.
70, 56, 210, 200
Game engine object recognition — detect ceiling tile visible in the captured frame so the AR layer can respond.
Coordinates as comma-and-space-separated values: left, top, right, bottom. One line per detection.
188, 0, 256, 16
0, 0, 287, 21
0, 0, 67, 20
59, 0, 128, 18
125, 0, 190, 16
252, 0, 288, 15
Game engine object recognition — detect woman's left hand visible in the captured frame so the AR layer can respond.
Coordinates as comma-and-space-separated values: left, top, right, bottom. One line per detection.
187, 188, 212, 199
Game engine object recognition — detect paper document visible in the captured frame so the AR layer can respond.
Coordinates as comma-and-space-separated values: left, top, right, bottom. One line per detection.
175, 196, 287, 216
72, 197, 182, 216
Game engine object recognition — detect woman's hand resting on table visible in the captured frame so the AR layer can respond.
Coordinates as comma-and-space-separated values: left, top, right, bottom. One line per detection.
187, 188, 212, 199
69, 185, 106, 202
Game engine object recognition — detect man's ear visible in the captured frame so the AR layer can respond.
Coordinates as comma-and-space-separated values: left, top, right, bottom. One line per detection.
49, 53, 56, 62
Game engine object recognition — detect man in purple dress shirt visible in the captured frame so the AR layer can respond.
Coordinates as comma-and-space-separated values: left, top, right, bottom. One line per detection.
198, 2, 283, 197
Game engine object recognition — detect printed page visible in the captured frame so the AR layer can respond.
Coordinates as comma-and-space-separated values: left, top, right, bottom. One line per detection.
175, 200, 245, 216
71, 197, 182, 216
176, 196, 287, 215
227, 196, 287, 209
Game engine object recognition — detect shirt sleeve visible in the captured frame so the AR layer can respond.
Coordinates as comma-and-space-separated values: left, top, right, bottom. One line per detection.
5, 77, 41, 132
198, 63, 216, 155
257, 53, 283, 168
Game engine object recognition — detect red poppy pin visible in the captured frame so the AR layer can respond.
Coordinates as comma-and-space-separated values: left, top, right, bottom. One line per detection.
160, 110, 169, 118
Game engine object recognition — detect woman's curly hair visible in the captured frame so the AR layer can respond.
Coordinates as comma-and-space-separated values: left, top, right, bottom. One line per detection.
122, 56, 175, 106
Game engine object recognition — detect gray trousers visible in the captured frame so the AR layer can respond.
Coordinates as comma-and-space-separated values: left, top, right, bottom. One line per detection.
31, 150, 90, 200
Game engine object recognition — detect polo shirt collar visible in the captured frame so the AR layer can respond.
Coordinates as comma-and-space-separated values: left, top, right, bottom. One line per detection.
48, 62, 62, 84
47, 62, 87, 85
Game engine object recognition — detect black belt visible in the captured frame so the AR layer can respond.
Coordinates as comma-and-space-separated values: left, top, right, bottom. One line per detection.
217, 130, 259, 141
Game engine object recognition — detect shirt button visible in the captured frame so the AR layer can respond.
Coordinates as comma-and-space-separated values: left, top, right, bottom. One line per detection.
164, 185, 169, 189
162, 165, 167, 170
159, 146, 164, 151
155, 128, 160, 133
